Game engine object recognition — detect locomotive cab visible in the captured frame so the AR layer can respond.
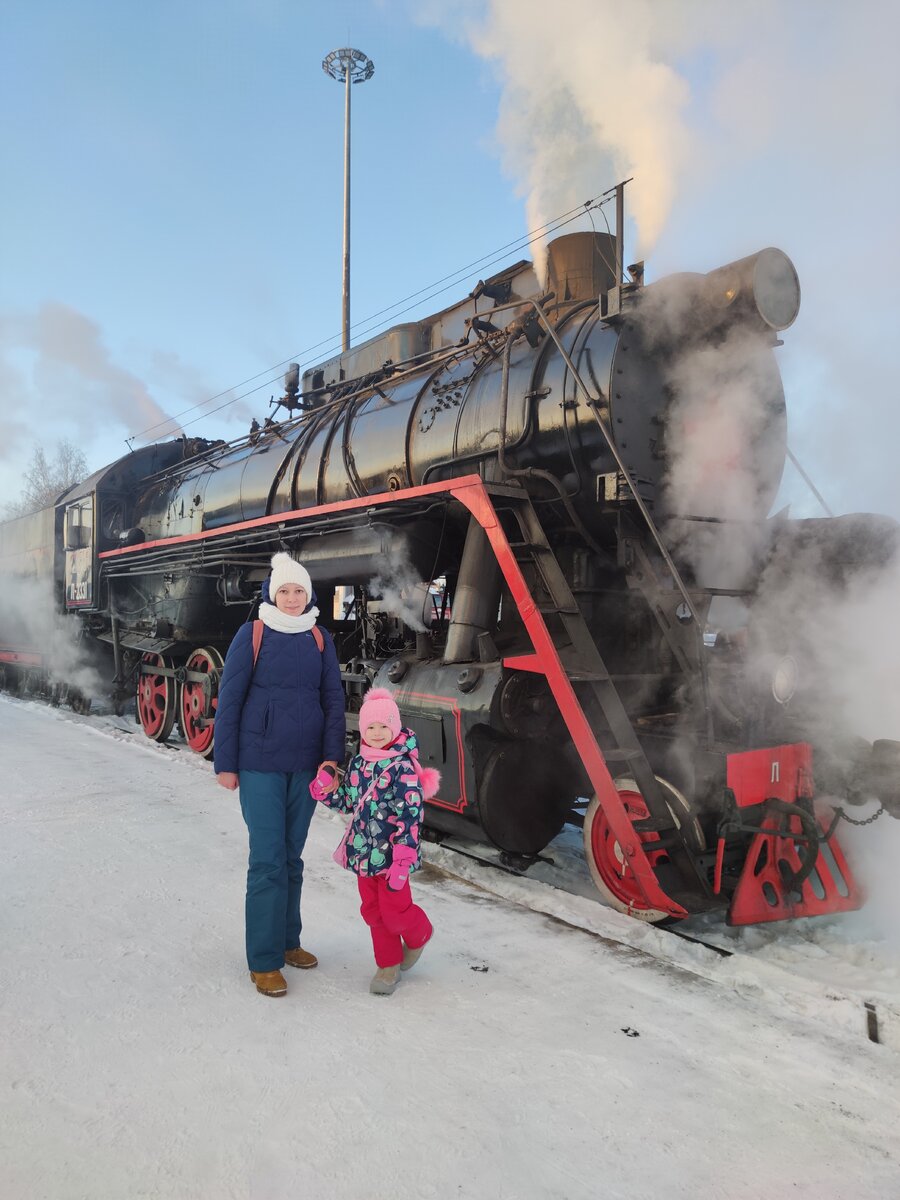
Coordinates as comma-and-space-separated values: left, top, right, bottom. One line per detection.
63, 495, 94, 608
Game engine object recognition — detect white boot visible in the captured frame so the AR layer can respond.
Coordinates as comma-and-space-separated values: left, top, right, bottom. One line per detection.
369, 965, 401, 995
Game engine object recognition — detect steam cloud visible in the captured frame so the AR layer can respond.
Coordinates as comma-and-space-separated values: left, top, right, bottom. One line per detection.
2, 574, 105, 701
417, 0, 900, 519
749, 529, 900, 745
368, 539, 431, 633
417, 2, 898, 257
0, 302, 183, 469
755, 545, 900, 944
651, 286, 900, 936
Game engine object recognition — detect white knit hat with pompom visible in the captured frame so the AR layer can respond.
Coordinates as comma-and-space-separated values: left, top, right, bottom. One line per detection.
269, 552, 312, 600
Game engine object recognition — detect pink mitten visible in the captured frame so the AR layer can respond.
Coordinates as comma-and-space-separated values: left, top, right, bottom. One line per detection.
385, 844, 417, 890
309, 766, 337, 802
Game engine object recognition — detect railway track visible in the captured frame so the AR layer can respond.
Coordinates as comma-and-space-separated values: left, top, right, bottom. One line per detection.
422, 829, 893, 1049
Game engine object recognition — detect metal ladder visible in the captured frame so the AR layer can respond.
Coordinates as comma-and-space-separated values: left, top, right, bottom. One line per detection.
486, 482, 711, 908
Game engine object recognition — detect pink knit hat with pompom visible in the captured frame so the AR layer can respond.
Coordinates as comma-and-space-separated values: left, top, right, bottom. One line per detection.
358, 687, 401, 740
358, 687, 441, 800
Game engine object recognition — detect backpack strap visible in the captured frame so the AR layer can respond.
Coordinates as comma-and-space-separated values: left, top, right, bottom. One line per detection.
251, 619, 324, 670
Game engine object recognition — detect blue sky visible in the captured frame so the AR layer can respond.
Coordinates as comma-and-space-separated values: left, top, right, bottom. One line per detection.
2, 0, 898, 519
0, 2, 515, 480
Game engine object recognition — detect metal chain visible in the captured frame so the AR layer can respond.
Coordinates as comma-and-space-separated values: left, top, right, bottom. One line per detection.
833, 804, 886, 827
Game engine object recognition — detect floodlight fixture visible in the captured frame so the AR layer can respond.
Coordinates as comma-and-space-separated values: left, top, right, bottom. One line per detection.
323, 48, 375, 351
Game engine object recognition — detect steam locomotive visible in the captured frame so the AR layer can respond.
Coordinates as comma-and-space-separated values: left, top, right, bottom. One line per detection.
2, 214, 898, 926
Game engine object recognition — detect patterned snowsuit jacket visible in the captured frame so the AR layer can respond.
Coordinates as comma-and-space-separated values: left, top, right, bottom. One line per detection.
319, 728, 425, 878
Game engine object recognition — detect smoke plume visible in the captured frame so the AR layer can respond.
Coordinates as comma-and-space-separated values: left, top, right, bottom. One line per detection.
0, 302, 183, 461
417, 0, 900, 519
2, 574, 105, 701
417, 2, 898, 257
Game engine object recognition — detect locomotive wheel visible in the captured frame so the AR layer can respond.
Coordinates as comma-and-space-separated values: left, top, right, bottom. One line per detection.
178, 646, 223, 759
69, 690, 92, 715
137, 653, 177, 743
583, 775, 706, 923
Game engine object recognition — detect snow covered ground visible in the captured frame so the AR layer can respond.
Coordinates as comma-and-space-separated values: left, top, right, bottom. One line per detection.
3, 693, 900, 1200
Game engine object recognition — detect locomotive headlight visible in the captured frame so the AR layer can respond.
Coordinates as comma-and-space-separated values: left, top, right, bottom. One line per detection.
752, 248, 801, 330
705, 247, 801, 331
771, 655, 799, 704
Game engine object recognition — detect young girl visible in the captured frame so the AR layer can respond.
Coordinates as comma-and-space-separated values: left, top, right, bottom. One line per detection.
311, 687, 438, 995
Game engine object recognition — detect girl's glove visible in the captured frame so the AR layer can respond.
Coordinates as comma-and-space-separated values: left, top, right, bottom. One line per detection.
309, 765, 337, 802
385, 845, 417, 891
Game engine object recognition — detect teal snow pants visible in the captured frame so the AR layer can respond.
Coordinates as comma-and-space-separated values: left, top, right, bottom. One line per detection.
238, 769, 317, 972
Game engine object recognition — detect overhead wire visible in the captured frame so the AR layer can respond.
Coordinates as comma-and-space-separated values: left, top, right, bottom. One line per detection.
127, 193, 618, 444
130, 198, 608, 442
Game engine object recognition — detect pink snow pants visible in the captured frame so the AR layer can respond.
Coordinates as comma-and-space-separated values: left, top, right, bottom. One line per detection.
357, 874, 433, 968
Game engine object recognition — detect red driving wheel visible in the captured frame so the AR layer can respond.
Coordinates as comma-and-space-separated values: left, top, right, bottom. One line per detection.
137, 653, 176, 742
179, 646, 223, 759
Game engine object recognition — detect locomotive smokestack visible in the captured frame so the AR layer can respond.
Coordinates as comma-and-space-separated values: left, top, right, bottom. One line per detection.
546, 232, 617, 303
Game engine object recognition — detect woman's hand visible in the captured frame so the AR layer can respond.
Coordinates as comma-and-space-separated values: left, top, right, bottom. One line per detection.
217, 771, 239, 791
316, 761, 339, 794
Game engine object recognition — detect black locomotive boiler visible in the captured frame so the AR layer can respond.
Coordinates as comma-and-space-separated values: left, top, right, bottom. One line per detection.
2, 222, 898, 926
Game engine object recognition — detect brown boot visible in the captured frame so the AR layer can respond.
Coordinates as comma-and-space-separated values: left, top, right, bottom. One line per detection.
250, 969, 287, 997
284, 947, 318, 970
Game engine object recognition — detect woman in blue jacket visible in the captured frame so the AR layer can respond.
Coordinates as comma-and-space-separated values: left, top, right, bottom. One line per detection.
214, 552, 345, 998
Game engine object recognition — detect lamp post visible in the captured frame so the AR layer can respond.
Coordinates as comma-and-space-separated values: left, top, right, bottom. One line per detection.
322, 47, 375, 352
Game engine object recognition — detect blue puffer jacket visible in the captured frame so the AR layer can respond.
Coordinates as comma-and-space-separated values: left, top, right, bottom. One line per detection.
213, 584, 346, 775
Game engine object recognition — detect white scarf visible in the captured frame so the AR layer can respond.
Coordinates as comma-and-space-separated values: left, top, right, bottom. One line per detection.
258, 601, 320, 634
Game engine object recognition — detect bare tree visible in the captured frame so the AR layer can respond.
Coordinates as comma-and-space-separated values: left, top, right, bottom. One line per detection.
3, 440, 90, 518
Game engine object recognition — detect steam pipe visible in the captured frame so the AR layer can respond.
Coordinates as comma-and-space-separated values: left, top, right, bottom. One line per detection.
443, 515, 503, 664
494, 326, 613, 565
110, 614, 124, 685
